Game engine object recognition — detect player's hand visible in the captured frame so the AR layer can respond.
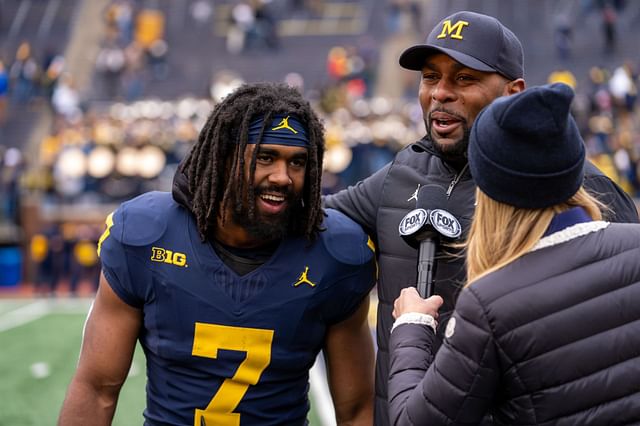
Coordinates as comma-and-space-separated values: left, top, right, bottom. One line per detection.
392, 287, 443, 319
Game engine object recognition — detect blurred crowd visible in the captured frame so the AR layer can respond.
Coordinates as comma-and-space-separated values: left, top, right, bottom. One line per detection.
0, 40, 69, 122
94, 0, 169, 101
1, 0, 640, 293
549, 61, 640, 197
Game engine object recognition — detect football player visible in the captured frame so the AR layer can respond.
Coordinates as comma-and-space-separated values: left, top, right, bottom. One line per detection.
59, 82, 376, 425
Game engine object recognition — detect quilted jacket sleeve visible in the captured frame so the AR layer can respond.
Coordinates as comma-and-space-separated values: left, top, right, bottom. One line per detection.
388, 288, 500, 425
323, 163, 391, 235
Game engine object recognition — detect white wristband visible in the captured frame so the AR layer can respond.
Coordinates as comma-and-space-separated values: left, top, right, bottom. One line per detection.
391, 312, 437, 334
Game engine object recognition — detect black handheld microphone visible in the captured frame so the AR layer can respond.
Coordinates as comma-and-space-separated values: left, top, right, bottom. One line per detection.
398, 185, 462, 298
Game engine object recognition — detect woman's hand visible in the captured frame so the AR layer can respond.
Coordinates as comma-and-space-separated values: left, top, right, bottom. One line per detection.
392, 287, 443, 319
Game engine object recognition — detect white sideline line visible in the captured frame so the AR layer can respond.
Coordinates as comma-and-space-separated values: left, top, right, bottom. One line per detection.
309, 355, 336, 426
0, 300, 51, 333
0, 298, 93, 333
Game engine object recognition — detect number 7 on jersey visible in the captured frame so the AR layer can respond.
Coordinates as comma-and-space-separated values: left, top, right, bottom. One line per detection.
192, 323, 275, 426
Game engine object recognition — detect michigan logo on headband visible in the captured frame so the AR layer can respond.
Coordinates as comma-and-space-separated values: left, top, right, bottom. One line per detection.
247, 115, 309, 147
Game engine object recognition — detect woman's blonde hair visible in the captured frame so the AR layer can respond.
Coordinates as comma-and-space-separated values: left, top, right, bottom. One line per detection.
466, 186, 604, 285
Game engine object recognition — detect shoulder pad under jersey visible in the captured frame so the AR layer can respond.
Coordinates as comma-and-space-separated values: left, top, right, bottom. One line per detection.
321, 209, 375, 265
108, 192, 174, 246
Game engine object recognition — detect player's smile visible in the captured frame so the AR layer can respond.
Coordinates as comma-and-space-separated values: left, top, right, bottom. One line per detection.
256, 187, 290, 216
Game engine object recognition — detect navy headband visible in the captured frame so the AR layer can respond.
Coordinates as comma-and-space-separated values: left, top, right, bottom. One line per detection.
247, 115, 309, 147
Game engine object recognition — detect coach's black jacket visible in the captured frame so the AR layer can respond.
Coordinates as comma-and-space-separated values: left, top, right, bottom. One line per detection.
388, 220, 640, 425
324, 137, 639, 425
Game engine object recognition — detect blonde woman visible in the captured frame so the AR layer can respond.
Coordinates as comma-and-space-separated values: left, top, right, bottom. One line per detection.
388, 83, 640, 425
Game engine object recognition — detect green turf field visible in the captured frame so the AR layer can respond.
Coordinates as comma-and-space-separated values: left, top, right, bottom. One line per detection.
0, 299, 324, 426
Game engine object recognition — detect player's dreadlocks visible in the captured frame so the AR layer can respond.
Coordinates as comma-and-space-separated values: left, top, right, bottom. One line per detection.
179, 82, 325, 242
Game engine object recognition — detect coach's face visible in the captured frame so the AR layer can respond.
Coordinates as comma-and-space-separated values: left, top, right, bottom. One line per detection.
419, 53, 522, 162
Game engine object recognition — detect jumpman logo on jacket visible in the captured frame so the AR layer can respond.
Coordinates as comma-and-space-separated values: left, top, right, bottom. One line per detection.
272, 116, 298, 134
293, 266, 315, 287
407, 183, 421, 202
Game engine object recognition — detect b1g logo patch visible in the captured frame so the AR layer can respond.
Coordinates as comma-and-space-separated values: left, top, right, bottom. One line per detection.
151, 247, 188, 267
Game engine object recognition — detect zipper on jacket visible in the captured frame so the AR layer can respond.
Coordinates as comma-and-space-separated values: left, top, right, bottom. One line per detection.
446, 163, 469, 197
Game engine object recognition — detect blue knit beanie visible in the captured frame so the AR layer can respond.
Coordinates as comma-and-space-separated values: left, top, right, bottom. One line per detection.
468, 83, 585, 209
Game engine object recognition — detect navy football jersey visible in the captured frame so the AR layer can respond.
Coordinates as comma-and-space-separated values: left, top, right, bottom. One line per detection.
98, 191, 376, 425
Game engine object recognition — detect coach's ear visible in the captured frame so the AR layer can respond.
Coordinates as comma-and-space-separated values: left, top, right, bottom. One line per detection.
506, 78, 525, 95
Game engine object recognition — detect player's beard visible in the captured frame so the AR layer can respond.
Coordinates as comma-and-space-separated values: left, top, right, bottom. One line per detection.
425, 114, 471, 165
232, 185, 304, 242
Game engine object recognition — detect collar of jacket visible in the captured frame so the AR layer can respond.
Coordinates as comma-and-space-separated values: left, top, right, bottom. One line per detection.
412, 137, 438, 156
412, 137, 469, 174
543, 206, 592, 237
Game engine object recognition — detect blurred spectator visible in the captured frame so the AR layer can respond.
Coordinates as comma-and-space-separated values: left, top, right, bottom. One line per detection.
284, 72, 305, 92
147, 39, 169, 80
1, 147, 24, 223
608, 62, 637, 112
41, 55, 66, 109
122, 41, 146, 101
190, 0, 214, 26
95, 32, 126, 99
52, 73, 82, 121
0, 148, 24, 224
0, 60, 8, 127
553, 14, 572, 61
227, 2, 256, 54
104, 0, 135, 44
69, 224, 100, 295
326, 43, 378, 101
386, 0, 421, 34
601, 2, 617, 53
548, 69, 577, 89
252, 0, 280, 51
31, 225, 65, 296
210, 70, 244, 102
611, 133, 635, 193
225, 0, 281, 54
289, 0, 325, 17
134, 8, 164, 49
9, 41, 39, 104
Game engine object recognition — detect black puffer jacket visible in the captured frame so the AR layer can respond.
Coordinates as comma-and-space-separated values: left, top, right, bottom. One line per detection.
324, 138, 639, 425
388, 221, 640, 425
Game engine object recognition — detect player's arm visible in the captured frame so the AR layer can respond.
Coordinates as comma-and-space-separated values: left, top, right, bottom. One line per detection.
324, 297, 375, 425
58, 272, 141, 426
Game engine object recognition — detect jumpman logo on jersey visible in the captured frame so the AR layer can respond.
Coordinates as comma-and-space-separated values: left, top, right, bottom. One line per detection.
272, 116, 298, 134
407, 183, 421, 202
293, 266, 316, 287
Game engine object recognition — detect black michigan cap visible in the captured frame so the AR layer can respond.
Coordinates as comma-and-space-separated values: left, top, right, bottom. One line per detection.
399, 11, 524, 80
